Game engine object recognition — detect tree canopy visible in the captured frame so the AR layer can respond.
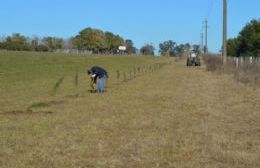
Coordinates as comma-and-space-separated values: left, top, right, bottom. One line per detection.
159, 41, 197, 57
125, 39, 137, 54
72, 27, 127, 54
1, 33, 30, 51
0, 34, 64, 52
140, 44, 155, 56
0, 27, 137, 54
227, 19, 260, 57
159, 40, 176, 56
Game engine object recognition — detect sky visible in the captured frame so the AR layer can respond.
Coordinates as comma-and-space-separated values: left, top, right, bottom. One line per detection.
0, 0, 259, 53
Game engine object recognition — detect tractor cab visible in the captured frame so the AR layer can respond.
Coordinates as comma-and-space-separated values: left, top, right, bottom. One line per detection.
187, 50, 201, 66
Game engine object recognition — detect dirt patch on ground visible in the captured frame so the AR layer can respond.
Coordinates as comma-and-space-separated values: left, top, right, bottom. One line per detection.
65, 94, 88, 98
46, 100, 65, 106
1, 110, 53, 116
27, 100, 65, 111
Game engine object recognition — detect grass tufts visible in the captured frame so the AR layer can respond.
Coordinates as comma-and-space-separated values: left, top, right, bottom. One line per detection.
27, 102, 49, 111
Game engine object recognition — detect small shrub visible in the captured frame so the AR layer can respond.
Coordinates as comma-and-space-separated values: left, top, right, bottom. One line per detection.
203, 55, 223, 72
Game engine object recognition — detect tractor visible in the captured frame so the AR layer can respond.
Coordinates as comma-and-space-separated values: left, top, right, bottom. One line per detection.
186, 51, 201, 66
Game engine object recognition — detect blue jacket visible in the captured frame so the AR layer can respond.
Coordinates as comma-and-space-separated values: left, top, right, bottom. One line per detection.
90, 66, 108, 82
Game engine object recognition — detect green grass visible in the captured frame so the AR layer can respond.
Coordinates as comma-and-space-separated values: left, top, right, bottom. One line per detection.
0, 51, 259, 168
0, 51, 163, 112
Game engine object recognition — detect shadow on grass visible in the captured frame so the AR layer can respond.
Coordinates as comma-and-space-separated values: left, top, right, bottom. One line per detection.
27, 100, 65, 111
1, 110, 53, 116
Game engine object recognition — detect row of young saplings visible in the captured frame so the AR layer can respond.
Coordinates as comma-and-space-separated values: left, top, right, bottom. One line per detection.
51, 62, 170, 96
115, 62, 169, 83
25, 62, 170, 112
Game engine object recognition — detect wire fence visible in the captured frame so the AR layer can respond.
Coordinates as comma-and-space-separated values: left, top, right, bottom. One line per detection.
114, 62, 171, 84
230, 57, 260, 69
55, 49, 93, 55
203, 55, 260, 86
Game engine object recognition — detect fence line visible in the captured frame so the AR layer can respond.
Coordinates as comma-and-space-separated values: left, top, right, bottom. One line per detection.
230, 57, 260, 69
55, 49, 93, 55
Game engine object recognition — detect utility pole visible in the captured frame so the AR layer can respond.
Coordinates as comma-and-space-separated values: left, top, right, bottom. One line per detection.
201, 32, 204, 53
223, 0, 227, 64
204, 19, 208, 53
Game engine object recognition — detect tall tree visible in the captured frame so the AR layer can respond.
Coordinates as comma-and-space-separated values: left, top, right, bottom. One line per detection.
192, 44, 201, 54
72, 27, 127, 54
72, 35, 84, 50
227, 19, 260, 57
104, 32, 124, 53
140, 44, 155, 56
159, 40, 176, 56
173, 44, 185, 56
238, 19, 260, 56
227, 38, 240, 56
125, 39, 137, 54
159, 41, 194, 57
72, 27, 105, 53
3, 33, 30, 51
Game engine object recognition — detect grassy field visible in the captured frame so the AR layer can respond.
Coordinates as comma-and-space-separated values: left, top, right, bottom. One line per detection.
0, 51, 259, 168
0, 51, 165, 112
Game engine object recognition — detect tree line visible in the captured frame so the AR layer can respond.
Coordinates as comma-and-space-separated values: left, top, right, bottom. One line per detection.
71, 28, 137, 54
227, 19, 260, 57
0, 33, 64, 52
0, 27, 200, 56
158, 41, 200, 57
0, 28, 137, 54
1, 18, 258, 57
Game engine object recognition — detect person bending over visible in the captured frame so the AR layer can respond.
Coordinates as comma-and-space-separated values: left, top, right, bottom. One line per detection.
87, 66, 108, 93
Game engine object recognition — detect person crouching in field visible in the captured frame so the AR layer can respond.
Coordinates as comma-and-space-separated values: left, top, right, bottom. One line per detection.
87, 66, 108, 93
